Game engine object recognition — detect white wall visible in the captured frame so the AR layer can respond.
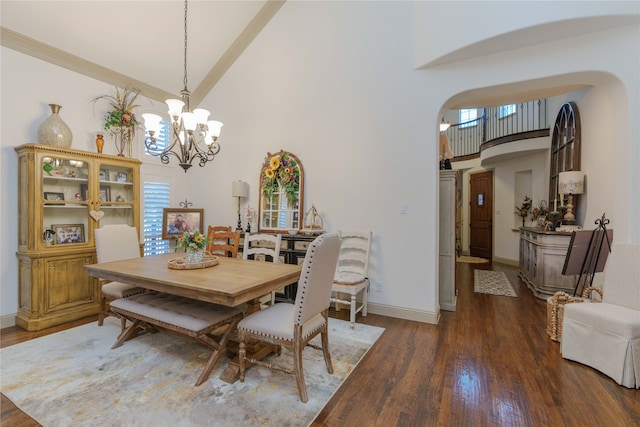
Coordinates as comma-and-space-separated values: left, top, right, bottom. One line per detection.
1, 1, 638, 325
195, 1, 437, 317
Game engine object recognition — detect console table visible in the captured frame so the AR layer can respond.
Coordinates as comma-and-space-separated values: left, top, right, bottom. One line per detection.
518, 227, 576, 299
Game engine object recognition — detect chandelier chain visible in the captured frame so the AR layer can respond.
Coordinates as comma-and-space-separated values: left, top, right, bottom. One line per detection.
142, 0, 223, 173
183, 0, 188, 91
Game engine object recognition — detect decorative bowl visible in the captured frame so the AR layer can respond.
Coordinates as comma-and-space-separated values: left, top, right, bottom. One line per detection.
288, 230, 299, 235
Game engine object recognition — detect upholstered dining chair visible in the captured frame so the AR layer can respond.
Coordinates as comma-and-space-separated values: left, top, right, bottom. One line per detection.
561, 242, 640, 388
243, 233, 283, 306
237, 233, 341, 403
206, 229, 241, 258
94, 224, 146, 329
330, 230, 372, 328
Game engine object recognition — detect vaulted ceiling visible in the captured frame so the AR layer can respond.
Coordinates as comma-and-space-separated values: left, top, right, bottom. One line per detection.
1, 1, 284, 105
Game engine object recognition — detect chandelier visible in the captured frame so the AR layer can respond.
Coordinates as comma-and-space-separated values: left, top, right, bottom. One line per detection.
143, 0, 223, 172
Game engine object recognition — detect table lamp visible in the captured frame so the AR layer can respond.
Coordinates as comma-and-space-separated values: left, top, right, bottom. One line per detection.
558, 171, 584, 225
232, 180, 249, 230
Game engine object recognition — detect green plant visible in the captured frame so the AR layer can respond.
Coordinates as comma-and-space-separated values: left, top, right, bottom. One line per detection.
176, 230, 208, 251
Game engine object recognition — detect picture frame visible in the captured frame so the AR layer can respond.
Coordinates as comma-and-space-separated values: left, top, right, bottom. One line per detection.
99, 169, 109, 181
116, 171, 128, 183
44, 192, 65, 204
162, 208, 204, 240
52, 224, 85, 244
99, 185, 111, 203
80, 184, 88, 201
79, 184, 111, 202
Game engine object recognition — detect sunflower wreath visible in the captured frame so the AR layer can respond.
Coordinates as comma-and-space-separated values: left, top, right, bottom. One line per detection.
261, 151, 301, 206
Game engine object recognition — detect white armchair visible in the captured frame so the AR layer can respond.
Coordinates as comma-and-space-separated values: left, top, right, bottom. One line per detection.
94, 224, 146, 328
561, 242, 640, 388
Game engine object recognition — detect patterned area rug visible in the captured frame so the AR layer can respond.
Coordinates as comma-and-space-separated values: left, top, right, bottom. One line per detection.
456, 255, 490, 264
1, 317, 383, 427
474, 270, 518, 297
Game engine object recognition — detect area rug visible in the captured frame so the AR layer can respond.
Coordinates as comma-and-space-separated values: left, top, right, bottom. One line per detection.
474, 270, 518, 297
456, 255, 489, 264
0, 317, 384, 427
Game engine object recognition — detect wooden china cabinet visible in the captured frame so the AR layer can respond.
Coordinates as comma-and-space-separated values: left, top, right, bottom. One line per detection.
14, 143, 141, 331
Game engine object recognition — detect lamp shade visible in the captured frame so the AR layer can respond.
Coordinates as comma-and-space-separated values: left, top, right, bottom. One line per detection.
232, 180, 249, 198
558, 171, 584, 195
193, 108, 210, 125
165, 99, 185, 118
142, 113, 162, 136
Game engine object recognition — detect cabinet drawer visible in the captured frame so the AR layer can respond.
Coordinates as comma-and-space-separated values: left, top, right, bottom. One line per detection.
294, 240, 310, 251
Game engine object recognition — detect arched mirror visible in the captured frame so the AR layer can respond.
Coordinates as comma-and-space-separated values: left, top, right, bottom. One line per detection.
549, 101, 581, 206
258, 150, 304, 232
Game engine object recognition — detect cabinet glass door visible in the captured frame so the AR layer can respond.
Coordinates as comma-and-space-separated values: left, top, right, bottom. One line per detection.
96, 163, 135, 227
42, 155, 90, 245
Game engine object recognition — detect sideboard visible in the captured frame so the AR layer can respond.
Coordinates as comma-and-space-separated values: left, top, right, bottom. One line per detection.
518, 227, 576, 299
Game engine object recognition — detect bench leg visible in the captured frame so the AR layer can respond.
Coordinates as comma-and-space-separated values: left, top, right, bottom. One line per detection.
195, 317, 241, 386
111, 319, 149, 349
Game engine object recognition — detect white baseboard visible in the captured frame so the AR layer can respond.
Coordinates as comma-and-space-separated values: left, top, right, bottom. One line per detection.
1, 314, 17, 329
367, 302, 440, 324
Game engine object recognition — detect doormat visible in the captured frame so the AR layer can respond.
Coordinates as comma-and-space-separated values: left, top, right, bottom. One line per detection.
1, 317, 384, 427
474, 270, 517, 297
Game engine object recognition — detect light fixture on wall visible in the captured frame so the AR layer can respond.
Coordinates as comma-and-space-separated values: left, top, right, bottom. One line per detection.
559, 171, 584, 224
232, 181, 249, 230
142, 0, 224, 173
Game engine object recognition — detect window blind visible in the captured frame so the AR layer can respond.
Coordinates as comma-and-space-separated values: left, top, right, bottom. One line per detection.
143, 181, 170, 256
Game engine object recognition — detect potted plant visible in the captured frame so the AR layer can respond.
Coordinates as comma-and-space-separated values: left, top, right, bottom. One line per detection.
177, 230, 209, 264
92, 86, 141, 157
515, 196, 532, 227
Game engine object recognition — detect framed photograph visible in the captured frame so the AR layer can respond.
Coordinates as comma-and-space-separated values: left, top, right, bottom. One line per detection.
44, 192, 65, 204
162, 208, 204, 240
99, 169, 109, 181
80, 184, 88, 201
116, 171, 128, 183
99, 185, 111, 202
52, 224, 85, 244
79, 184, 111, 202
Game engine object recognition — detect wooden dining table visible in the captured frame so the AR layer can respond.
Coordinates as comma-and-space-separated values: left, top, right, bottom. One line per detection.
85, 252, 302, 383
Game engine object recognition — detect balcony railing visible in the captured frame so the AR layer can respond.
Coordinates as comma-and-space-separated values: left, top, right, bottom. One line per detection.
444, 99, 549, 158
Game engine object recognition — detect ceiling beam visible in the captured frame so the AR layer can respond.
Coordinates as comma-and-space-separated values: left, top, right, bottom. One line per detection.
191, 0, 287, 106
1, 26, 174, 103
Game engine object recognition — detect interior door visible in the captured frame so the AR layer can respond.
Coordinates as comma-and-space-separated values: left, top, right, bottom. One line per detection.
470, 170, 493, 259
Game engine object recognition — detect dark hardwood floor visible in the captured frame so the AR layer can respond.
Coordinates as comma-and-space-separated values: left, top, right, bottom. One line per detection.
2, 261, 639, 426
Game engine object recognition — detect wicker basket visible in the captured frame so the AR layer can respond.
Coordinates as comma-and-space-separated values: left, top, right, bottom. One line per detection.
546, 286, 603, 342
168, 254, 219, 270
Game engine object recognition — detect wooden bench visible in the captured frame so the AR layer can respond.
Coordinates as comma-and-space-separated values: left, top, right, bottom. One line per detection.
110, 291, 245, 386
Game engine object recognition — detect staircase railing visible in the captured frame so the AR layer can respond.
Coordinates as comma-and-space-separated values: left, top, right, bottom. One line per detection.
444, 99, 549, 158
